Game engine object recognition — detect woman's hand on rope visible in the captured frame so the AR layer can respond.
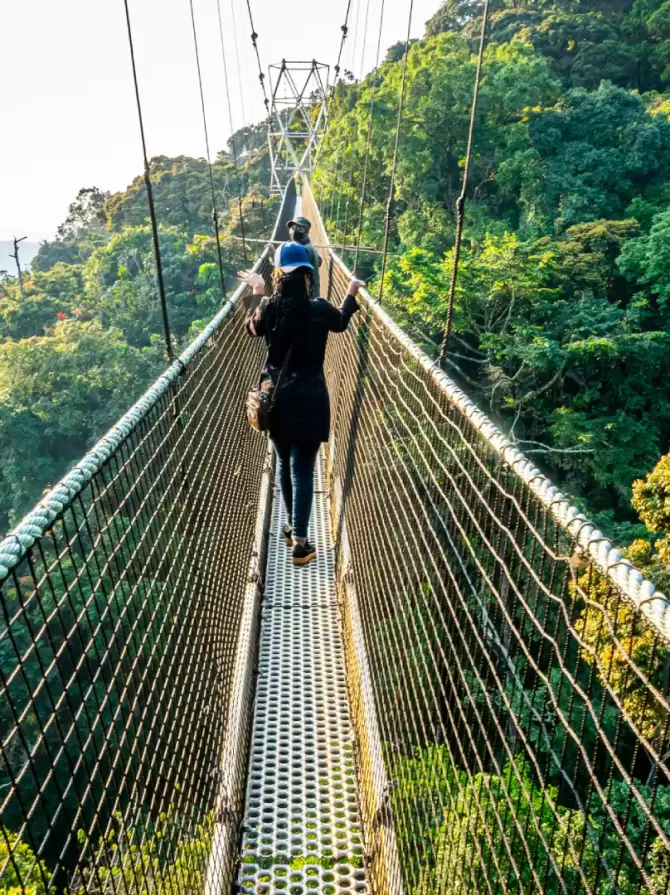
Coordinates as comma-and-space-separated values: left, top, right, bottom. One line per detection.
347, 278, 365, 297
238, 270, 265, 296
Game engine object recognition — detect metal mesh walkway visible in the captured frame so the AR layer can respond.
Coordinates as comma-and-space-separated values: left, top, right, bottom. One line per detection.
237, 452, 368, 894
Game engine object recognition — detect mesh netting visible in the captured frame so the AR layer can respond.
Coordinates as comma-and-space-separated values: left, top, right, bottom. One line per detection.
2, 178, 670, 895
0, 244, 278, 893
302, 183, 670, 895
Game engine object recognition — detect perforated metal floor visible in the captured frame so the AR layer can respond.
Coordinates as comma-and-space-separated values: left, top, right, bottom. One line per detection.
237, 452, 367, 894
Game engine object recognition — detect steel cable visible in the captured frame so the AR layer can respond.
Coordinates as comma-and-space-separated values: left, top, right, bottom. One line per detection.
352, 0, 387, 273
377, 0, 415, 303
340, 0, 372, 260
214, 0, 249, 262
188, 0, 230, 300
122, 0, 173, 359
438, 0, 490, 366
244, 0, 270, 115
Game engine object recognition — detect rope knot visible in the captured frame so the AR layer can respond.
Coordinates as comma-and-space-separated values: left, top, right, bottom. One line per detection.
251, 30, 258, 41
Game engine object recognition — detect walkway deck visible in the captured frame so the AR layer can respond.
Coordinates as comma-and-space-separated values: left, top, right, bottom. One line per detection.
236, 453, 368, 894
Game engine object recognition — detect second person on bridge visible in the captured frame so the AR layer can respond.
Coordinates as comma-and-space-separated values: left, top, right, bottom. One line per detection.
239, 242, 364, 567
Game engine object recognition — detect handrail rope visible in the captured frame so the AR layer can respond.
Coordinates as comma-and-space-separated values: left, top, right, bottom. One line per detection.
122, 0, 173, 360
352, 0, 387, 272
377, 0, 415, 304
188, 0, 230, 300
228, 234, 399, 255
340, 0, 372, 258
215, 0, 248, 262
0, 252, 268, 581
438, 0, 490, 366
244, 0, 270, 115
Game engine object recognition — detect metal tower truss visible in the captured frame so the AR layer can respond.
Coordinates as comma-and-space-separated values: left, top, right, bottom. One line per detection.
268, 60, 329, 194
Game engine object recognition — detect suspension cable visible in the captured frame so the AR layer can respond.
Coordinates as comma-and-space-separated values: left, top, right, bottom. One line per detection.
334, 0, 354, 83
352, 0, 386, 272
188, 0, 229, 300
215, 0, 248, 261
340, 0, 371, 257
122, 0, 173, 360
438, 0, 490, 366
333, 0, 361, 235
377, 0, 415, 304
329, 154, 344, 224
244, 0, 270, 115
316, 0, 355, 203
229, 0, 248, 126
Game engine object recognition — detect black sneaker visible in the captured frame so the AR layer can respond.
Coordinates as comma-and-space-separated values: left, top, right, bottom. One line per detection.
292, 540, 316, 567
282, 523, 293, 547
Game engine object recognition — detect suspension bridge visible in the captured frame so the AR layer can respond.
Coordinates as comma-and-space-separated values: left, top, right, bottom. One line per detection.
2, 1, 670, 894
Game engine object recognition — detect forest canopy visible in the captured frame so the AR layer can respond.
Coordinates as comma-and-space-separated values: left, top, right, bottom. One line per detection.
1, 0, 670, 553
313, 0, 670, 547
2, 2, 670, 891
0, 144, 277, 535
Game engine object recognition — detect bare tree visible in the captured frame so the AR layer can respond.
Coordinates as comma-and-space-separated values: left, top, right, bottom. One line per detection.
9, 236, 27, 297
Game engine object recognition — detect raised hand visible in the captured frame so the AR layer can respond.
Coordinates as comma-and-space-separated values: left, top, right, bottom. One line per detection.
237, 270, 265, 294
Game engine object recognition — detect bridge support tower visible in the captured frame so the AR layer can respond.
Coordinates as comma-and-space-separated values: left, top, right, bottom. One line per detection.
268, 60, 329, 195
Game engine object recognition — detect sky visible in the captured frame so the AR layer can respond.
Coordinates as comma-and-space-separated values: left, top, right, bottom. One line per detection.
0, 0, 440, 242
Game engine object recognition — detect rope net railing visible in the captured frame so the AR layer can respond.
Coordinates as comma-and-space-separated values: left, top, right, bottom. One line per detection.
2, 165, 670, 895
0, 183, 295, 893
301, 182, 670, 895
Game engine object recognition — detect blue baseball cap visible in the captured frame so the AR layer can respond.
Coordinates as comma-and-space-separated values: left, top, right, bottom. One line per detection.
274, 241, 314, 273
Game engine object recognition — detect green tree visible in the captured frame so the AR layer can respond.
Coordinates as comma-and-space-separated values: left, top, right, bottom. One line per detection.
0, 320, 162, 530
0, 830, 54, 894
519, 83, 670, 231
618, 209, 670, 308
34, 187, 110, 273
81, 226, 229, 348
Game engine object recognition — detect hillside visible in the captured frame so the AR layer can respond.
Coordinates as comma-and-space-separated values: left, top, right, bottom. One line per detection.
314, 0, 670, 542
0, 143, 276, 535
1, 0, 670, 547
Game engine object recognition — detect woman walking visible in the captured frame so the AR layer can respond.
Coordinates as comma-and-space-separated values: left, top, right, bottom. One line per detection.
239, 242, 364, 567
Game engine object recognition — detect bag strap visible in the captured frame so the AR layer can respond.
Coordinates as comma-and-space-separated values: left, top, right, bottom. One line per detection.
268, 345, 294, 411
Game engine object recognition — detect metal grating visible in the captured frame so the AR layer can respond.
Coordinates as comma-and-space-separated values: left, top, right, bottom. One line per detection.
237, 452, 367, 894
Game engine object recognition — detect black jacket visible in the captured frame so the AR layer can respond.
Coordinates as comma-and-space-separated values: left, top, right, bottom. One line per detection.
246, 293, 359, 443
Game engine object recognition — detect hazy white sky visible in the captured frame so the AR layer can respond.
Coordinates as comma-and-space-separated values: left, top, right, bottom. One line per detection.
0, 0, 439, 241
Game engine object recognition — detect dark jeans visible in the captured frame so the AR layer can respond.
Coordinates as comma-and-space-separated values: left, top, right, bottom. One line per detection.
272, 437, 320, 540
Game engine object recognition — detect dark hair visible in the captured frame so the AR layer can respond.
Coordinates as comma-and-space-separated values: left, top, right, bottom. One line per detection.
263, 268, 313, 342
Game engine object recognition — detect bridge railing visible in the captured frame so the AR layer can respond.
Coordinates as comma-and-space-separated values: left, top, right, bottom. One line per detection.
0, 185, 296, 894
302, 180, 670, 895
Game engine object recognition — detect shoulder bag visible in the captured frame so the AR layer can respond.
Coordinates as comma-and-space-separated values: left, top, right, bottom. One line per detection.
246, 346, 294, 432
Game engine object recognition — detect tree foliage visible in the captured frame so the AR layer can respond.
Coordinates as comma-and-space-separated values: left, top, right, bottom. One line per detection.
0, 126, 277, 533
314, 0, 670, 530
